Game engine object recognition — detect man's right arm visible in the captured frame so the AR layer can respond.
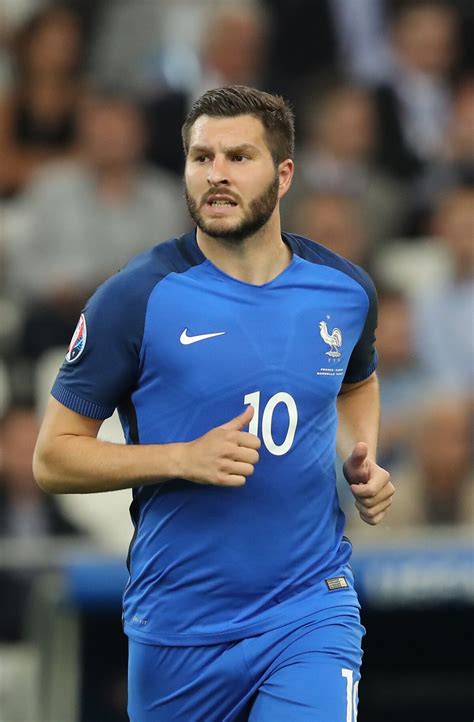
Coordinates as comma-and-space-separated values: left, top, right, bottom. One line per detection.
33, 398, 260, 494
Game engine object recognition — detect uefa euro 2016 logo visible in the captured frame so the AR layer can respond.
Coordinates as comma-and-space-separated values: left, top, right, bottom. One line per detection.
66, 313, 87, 363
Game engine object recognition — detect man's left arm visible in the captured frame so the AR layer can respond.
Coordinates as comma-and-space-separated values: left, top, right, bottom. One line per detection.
337, 372, 395, 525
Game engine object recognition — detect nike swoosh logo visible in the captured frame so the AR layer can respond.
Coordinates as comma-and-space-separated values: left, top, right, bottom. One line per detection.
180, 328, 226, 345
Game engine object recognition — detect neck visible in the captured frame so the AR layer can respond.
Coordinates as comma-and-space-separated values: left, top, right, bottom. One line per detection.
196, 211, 292, 285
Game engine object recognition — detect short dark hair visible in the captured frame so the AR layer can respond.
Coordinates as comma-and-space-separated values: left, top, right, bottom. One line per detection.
181, 85, 295, 165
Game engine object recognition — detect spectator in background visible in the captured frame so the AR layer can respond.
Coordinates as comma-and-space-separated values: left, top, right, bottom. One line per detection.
192, 2, 266, 94
375, 285, 427, 469
387, 398, 474, 528
0, 404, 85, 640
143, 1, 268, 176
0, 0, 49, 94
289, 192, 370, 268
4, 91, 188, 360
412, 186, 474, 393
0, 404, 82, 537
374, 0, 459, 181
88, 0, 169, 96
286, 82, 404, 249
411, 73, 474, 230
0, 3, 86, 198
329, 0, 391, 86
262, 0, 391, 114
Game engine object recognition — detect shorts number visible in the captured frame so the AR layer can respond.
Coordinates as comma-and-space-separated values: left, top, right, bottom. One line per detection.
341, 668, 359, 722
244, 391, 298, 456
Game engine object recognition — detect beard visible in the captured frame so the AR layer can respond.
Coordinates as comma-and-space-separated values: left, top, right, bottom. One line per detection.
184, 172, 280, 244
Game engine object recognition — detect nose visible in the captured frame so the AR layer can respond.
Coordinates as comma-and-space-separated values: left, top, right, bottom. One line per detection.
207, 157, 229, 186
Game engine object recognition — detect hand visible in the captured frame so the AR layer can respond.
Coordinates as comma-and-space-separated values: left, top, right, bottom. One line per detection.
180, 406, 261, 487
343, 442, 394, 525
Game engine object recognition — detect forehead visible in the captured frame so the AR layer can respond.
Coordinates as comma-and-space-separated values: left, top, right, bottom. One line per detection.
188, 114, 268, 151
398, 6, 455, 32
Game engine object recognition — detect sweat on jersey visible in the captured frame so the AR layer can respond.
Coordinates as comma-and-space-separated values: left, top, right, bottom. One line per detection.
52, 230, 378, 645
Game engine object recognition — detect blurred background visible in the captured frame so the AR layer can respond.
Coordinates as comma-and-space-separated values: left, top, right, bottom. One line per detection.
0, 1, 472, 720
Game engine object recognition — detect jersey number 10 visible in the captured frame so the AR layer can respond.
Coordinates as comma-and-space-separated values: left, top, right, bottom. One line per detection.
244, 391, 298, 456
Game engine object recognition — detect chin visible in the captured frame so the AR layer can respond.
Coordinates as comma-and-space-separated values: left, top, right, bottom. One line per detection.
201, 219, 242, 238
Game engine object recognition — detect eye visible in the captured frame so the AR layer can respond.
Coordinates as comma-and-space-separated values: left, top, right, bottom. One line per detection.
232, 154, 246, 162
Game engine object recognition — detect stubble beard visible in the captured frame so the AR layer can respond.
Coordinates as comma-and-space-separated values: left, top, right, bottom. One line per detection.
184, 173, 280, 244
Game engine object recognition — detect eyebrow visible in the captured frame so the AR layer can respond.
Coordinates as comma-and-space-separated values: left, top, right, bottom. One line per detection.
189, 143, 260, 156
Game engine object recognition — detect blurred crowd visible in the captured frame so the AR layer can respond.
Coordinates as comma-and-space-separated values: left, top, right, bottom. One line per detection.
0, 0, 473, 644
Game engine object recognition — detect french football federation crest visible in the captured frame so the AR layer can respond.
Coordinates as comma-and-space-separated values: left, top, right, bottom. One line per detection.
319, 320, 342, 358
66, 313, 87, 363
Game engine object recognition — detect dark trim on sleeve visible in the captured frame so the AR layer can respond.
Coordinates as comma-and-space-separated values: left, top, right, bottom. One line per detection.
51, 233, 205, 422
51, 380, 114, 420
342, 353, 378, 384
123, 395, 140, 444
126, 490, 140, 575
284, 233, 379, 384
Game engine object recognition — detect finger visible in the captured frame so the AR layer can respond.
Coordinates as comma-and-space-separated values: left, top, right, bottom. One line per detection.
220, 405, 254, 431
356, 496, 393, 520
356, 496, 392, 516
227, 461, 255, 478
360, 509, 389, 525
349, 442, 369, 467
219, 474, 246, 487
344, 465, 370, 485
343, 444, 370, 485
350, 474, 392, 499
353, 483, 394, 508
233, 430, 261, 450
235, 447, 260, 464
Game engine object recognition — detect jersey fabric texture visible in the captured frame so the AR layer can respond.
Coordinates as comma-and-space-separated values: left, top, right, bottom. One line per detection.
52, 230, 378, 645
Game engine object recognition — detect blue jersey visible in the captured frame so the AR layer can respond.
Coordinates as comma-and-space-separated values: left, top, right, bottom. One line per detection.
52, 230, 378, 645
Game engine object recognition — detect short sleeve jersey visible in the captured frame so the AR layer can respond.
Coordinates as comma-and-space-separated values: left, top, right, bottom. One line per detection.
52, 230, 378, 644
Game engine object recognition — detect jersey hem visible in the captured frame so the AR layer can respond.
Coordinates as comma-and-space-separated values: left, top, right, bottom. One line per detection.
123, 580, 360, 645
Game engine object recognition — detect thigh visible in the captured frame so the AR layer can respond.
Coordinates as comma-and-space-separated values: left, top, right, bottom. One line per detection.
127, 638, 252, 722
248, 612, 364, 722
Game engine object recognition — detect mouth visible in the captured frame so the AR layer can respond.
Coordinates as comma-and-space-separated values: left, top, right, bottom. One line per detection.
205, 194, 238, 209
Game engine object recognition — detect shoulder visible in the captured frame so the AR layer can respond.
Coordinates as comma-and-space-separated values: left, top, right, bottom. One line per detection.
140, 163, 181, 186
89, 232, 203, 311
27, 161, 90, 197
135, 167, 188, 228
68, 233, 203, 360
286, 232, 376, 302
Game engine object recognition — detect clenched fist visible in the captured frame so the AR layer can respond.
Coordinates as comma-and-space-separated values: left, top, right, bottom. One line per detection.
343, 442, 395, 525
180, 405, 261, 487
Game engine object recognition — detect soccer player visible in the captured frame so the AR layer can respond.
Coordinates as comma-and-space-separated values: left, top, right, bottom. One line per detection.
33, 85, 394, 722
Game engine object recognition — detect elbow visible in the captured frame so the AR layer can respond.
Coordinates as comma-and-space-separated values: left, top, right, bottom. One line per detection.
32, 445, 66, 494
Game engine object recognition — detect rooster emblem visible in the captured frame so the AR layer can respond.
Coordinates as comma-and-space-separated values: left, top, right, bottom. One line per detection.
319, 320, 342, 358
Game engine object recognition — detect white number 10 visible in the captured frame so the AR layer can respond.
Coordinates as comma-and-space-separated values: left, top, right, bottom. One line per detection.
342, 668, 359, 722
244, 391, 298, 456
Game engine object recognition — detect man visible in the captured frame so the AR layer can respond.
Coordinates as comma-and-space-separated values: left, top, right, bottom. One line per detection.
34, 85, 394, 722
373, 0, 459, 180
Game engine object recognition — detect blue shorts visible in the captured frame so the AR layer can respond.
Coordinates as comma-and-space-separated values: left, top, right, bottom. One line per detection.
128, 605, 365, 722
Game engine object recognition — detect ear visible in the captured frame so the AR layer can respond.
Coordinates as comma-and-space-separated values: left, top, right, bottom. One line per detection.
278, 159, 294, 199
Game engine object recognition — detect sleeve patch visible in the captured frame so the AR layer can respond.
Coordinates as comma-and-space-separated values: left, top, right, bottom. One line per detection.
66, 313, 87, 363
